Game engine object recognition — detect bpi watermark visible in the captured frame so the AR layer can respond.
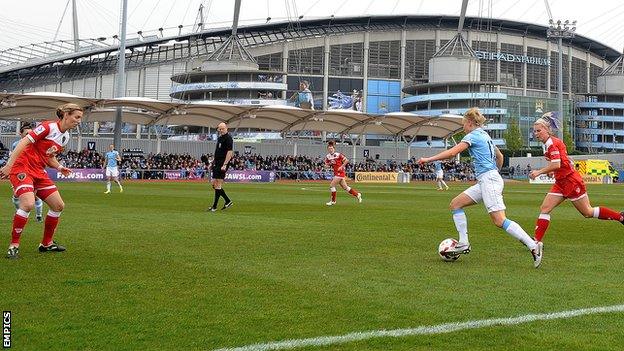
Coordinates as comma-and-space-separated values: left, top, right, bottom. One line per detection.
2, 311, 10, 349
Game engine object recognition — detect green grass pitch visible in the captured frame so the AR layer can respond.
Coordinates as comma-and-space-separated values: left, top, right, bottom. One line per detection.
1, 180, 624, 350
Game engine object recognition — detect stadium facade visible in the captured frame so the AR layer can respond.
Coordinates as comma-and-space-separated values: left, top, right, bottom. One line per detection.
0, 16, 621, 151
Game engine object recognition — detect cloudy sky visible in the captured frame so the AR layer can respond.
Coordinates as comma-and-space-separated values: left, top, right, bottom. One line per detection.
1, 0, 623, 52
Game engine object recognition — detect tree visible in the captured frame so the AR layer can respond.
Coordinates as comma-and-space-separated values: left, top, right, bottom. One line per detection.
504, 117, 523, 157
562, 118, 575, 152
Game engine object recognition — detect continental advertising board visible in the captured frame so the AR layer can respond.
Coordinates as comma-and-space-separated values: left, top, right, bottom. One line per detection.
355, 172, 398, 183
581, 175, 613, 184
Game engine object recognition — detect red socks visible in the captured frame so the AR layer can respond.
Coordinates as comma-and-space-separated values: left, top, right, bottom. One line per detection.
348, 188, 359, 197
596, 207, 623, 221
536, 207, 624, 243
534, 214, 551, 242
42, 211, 61, 246
11, 210, 30, 246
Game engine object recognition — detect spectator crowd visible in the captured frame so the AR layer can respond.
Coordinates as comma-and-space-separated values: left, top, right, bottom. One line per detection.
46, 149, 475, 181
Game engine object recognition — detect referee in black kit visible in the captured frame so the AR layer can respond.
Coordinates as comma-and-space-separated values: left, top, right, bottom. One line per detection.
208, 122, 234, 211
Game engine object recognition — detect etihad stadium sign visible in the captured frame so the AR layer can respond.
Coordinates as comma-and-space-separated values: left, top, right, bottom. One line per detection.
475, 51, 551, 66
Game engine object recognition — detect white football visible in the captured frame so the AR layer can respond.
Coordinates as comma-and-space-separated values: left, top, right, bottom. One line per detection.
438, 238, 460, 262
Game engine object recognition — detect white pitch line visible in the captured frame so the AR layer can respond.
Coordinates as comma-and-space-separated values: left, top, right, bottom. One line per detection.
214, 304, 624, 351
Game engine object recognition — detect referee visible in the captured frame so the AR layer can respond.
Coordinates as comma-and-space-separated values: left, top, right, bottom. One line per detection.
209, 122, 234, 211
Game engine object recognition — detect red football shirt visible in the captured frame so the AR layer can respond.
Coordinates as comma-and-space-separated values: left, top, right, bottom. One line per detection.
325, 152, 347, 178
543, 136, 575, 180
11, 121, 70, 175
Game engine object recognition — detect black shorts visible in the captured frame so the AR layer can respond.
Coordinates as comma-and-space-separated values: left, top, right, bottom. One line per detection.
211, 162, 229, 180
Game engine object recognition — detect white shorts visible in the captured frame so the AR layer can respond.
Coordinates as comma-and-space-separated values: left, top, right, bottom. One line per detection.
463, 169, 506, 213
106, 167, 119, 177
435, 170, 444, 179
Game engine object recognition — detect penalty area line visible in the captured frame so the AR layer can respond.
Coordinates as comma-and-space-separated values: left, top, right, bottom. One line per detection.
214, 304, 624, 351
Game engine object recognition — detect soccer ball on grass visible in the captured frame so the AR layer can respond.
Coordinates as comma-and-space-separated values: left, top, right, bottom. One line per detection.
438, 238, 460, 262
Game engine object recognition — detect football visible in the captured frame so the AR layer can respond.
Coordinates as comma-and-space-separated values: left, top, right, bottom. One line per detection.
438, 238, 460, 262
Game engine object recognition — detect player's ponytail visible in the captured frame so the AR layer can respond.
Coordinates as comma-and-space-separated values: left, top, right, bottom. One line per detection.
534, 112, 559, 135
56, 103, 83, 119
463, 107, 487, 127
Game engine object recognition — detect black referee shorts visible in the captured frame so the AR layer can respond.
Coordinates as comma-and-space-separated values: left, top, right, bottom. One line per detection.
211, 162, 229, 180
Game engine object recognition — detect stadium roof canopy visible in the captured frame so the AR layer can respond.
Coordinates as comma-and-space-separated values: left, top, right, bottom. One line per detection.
0, 92, 464, 139
0, 15, 620, 78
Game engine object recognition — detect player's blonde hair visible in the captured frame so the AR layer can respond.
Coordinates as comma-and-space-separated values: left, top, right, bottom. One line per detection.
463, 107, 487, 127
56, 103, 83, 119
534, 112, 559, 135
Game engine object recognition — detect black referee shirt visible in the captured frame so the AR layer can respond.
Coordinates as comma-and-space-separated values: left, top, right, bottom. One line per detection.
214, 133, 233, 161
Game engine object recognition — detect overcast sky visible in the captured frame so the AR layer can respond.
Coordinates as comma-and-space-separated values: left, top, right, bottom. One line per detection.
1, 0, 623, 52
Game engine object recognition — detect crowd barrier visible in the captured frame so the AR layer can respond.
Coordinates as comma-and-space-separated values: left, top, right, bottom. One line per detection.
48, 168, 473, 183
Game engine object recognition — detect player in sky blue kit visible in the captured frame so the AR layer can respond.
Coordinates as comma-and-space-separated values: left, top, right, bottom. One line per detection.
418, 107, 542, 268
433, 160, 449, 191
103, 144, 123, 194
11, 122, 44, 222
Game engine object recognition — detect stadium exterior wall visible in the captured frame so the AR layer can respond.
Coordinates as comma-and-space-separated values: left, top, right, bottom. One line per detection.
1, 16, 617, 151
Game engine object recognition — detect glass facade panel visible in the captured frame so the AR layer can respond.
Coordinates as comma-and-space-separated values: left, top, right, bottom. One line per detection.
550, 51, 569, 92
256, 52, 283, 71
288, 46, 324, 74
404, 40, 436, 81
526, 47, 547, 90
329, 43, 364, 77
367, 80, 401, 113
500, 43, 523, 88
368, 41, 401, 79
473, 40, 497, 82
571, 57, 587, 93
589, 63, 602, 93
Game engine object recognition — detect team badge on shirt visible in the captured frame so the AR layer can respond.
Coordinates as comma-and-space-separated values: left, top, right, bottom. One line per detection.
33, 125, 45, 135
17, 173, 26, 181
45, 145, 60, 156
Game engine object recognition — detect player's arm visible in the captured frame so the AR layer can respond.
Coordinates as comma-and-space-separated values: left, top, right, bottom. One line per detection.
116, 152, 122, 162
495, 147, 504, 169
47, 156, 72, 176
529, 160, 560, 180
417, 142, 469, 164
0, 137, 33, 177
339, 155, 348, 170
529, 145, 561, 179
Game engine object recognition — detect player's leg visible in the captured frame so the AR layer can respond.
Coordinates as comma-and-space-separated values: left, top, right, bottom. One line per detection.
340, 178, 360, 200
6, 174, 37, 259
34, 196, 44, 222
571, 194, 623, 223
483, 172, 541, 266
113, 167, 123, 192
449, 184, 480, 251
105, 172, 112, 193
114, 176, 123, 192
11, 195, 19, 210
534, 193, 565, 242
490, 210, 542, 267
327, 177, 339, 205
38, 187, 66, 252
440, 174, 449, 190
6, 191, 36, 259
